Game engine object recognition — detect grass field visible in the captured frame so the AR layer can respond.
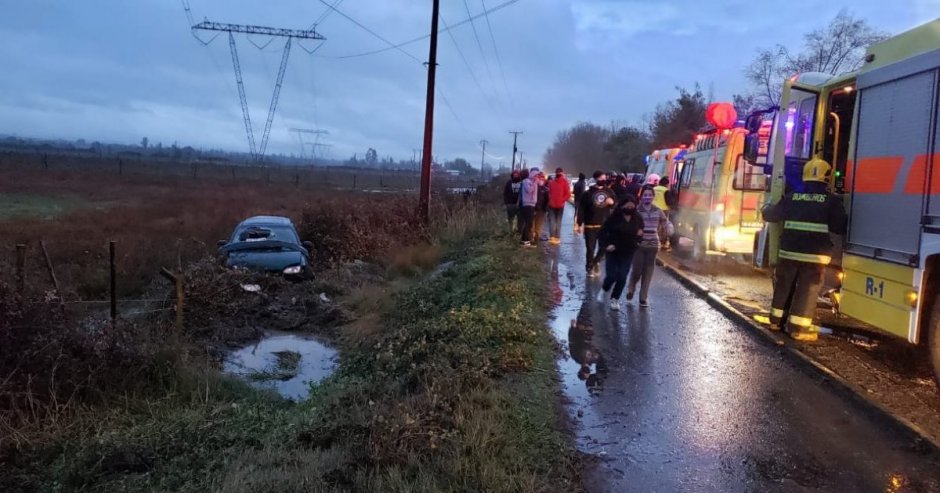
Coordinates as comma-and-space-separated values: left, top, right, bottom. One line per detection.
0, 192, 99, 219
0, 166, 579, 491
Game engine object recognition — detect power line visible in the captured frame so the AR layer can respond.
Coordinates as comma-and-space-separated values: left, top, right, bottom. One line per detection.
481, 0, 513, 109
316, 0, 421, 63
440, 14, 493, 107
312, 0, 344, 28
318, 0, 522, 60
463, 0, 497, 99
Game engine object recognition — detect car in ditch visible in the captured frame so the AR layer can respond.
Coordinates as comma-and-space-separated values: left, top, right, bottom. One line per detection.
217, 216, 313, 279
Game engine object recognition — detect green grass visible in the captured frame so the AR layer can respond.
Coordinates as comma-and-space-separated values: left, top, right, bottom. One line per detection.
2, 218, 578, 492
0, 192, 98, 219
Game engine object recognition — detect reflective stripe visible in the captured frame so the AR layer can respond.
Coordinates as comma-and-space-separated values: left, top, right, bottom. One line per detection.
788, 314, 814, 328
771, 308, 784, 318
784, 221, 829, 233
779, 250, 831, 265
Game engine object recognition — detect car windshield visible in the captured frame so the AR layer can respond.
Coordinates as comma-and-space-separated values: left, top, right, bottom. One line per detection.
231, 224, 299, 246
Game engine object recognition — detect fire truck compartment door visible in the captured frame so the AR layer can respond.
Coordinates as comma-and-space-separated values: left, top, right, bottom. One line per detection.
847, 68, 936, 264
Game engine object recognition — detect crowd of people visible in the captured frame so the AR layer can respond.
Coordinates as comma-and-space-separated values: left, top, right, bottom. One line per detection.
504, 167, 675, 311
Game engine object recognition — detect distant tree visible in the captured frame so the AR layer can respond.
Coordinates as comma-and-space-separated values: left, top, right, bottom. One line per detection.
365, 148, 378, 167
140, 137, 149, 149
543, 122, 612, 176
648, 85, 708, 148
745, 9, 888, 105
444, 158, 474, 174
604, 126, 651, 173
732, 93, 764, 117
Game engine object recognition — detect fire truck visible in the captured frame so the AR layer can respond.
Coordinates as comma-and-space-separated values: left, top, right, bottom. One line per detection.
645, 147, 686, 185
747, 19, 940, 383
673, 127, 766, 260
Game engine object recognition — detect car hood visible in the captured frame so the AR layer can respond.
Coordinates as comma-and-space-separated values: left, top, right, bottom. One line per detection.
224, 249, 306, 272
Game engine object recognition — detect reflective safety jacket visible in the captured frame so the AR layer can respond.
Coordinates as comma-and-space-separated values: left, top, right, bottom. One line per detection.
761, 183, 848, 264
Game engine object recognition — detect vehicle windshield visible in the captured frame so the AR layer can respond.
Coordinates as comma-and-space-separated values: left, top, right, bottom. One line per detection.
230, 224, 299, 246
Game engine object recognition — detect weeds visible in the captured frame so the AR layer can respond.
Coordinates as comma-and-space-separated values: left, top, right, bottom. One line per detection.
0, 183, 578, 492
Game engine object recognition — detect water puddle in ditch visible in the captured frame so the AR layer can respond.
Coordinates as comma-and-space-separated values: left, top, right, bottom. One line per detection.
222, 331, 338, 400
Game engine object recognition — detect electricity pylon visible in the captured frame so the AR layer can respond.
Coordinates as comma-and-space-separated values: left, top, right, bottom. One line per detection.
189, 21, 325, 161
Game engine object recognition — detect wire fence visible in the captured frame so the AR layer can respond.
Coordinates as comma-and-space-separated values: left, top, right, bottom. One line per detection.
0, 149, 497, 192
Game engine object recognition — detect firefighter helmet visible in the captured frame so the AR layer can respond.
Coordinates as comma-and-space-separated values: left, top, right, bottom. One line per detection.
803, 158, 832, 183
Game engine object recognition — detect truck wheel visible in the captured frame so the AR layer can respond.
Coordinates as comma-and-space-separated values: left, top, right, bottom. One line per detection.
691, 226, 705, 263
929, 292, 940, 387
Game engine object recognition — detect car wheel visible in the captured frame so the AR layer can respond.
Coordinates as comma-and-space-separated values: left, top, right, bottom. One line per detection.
928, 291, 940, 388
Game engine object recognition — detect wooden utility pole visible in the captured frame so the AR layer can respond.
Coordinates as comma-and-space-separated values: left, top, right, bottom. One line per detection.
109, 241, 117, 323
509, 131, 522, 171
419, 0, 441, 222
14, 244, 26, 295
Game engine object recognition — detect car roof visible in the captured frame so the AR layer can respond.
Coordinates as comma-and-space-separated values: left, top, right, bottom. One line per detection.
237, 215, 294, 228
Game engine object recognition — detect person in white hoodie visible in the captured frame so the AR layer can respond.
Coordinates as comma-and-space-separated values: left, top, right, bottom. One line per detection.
518, 167, 541, 247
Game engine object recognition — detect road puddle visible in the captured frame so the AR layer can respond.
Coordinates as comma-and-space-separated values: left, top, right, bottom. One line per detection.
222, 331, 338, 400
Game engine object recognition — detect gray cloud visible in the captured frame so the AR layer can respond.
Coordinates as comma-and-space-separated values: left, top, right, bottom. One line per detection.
0, 0, 932, 166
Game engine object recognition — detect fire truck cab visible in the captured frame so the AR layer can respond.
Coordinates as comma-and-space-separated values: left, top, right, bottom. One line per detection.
749, 18, 940, 384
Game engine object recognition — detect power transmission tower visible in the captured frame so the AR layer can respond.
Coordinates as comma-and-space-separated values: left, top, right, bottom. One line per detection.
419, 0, 441, 223
289, 128, 328, 162
508, 130, 522, 171
479, 139, 488, 180
189, 20, 325, 162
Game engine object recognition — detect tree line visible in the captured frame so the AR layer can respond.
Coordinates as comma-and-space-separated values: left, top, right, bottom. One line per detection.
543, 9, 887, 176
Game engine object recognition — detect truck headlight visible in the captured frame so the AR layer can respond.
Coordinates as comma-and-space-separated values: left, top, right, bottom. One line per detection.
283, 265, 303, 275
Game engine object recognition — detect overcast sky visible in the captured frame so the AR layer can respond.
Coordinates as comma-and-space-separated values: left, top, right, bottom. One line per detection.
0, 1, 936, 167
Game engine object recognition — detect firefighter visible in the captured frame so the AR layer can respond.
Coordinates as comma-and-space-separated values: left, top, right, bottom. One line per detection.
761, 158, 848, 341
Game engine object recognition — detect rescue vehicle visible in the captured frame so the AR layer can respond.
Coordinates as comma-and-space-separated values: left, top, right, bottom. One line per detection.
747, 19, 940, 384
644, 147, 686, 186
673, 127, 766, 260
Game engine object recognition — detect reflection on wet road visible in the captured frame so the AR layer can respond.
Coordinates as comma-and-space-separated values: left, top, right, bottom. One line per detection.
549, 206, 940, 492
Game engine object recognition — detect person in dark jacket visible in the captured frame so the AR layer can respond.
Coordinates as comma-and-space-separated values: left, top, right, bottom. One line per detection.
573, 172, 587, 204
533, 172, 550, 242
762, 158, 847, 341
612, 174, 629, 202
625, 175, 642, 198
503, 170, 523, 231
576, 170, 615, 277
598, 195, 644, 311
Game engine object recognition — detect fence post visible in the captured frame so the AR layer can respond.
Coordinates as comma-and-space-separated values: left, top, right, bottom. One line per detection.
231, 165, 236, 180
15, 244, 26, 295
43, 153, 48, 171
39, 241, 60, 295
109, 240, 117, 323
160, 268, 184, 332
353, 174, 357, 190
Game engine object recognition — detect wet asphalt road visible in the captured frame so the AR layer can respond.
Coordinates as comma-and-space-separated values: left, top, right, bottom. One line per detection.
548, 207, 940, 492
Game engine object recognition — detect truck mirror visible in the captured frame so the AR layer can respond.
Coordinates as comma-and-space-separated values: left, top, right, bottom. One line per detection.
744, 134, 760, 165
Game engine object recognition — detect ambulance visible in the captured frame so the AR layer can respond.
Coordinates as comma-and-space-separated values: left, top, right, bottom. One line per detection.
673, 127, 766, 260
747, 19, 940, 383
645, 147, 686, 185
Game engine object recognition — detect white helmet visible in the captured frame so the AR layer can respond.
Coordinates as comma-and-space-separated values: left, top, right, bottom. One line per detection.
646, 174, 661, 186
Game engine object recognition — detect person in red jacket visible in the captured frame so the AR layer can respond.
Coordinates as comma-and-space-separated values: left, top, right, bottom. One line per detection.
546, 167, 571, 245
